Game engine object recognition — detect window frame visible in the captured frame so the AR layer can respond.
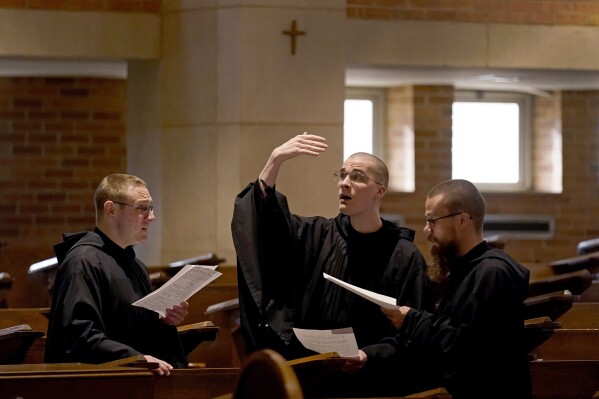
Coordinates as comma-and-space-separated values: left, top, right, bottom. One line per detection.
452, 90, 533, 192
344, 87, 387, 160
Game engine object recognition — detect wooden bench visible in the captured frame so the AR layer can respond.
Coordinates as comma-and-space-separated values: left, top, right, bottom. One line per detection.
528, 269, 594, 297
524, 290, 578, 321
0, 324, 44, 364
550, 252, 599, 275
0, 361, 154, 399
532, 328, 599, 361
0, 272, 14, 308
557, 302, 599, 328
530, 359, 599, 399
524, 317, 561, 357
0, 307, 219, 365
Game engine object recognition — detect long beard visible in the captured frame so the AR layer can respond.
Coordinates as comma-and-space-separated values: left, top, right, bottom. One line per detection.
427, 240, 457, 284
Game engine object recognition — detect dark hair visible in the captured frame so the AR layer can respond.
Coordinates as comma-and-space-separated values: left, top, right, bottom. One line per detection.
426, 179, 485, 233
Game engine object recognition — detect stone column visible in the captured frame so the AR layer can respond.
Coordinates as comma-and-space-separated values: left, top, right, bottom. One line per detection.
129, 0, 346, 265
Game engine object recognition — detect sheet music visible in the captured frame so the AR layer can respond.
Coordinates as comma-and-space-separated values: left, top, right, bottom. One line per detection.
293, 327, 359, 358
323, 272, 398, 309
133, 264, 221, 317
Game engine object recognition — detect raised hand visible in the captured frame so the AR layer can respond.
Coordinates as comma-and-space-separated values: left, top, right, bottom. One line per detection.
259, 132, 327, 189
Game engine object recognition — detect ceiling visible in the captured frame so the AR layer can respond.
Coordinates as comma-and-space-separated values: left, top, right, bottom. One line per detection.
3, 58, 599, 96
346, 65, 599, 96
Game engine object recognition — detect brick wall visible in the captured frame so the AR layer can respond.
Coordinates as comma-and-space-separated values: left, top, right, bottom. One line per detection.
0, 77, 126, 306
347, 0, 599, 26
381, 85, 599, 264
0, 0, 160, 12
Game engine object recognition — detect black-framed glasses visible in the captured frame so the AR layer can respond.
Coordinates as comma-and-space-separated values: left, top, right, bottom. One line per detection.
113, 201, 155, 215
333, 170, 382, 185
425, 212, 463, 228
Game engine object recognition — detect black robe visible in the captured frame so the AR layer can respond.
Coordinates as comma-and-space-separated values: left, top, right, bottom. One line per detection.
364, 242, 532, 399
232, 180, 434, 360
44, 228, 187, 367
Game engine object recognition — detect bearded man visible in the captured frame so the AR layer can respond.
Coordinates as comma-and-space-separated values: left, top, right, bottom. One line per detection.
346, 179, 532, 399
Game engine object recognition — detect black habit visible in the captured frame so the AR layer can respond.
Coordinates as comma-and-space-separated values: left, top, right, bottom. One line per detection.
232, 180, 434, 360
45, 228, 187, 367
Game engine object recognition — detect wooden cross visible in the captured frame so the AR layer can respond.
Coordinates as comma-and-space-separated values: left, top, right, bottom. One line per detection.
282, 20, 306, 56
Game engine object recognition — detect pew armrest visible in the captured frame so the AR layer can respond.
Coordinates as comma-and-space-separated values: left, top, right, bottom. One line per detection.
101, 355, 158, 370
178, 321, 219, 355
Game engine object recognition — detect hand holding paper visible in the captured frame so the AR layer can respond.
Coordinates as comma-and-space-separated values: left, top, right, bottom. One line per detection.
133, 264, 221, 317
293, 327, 359, 358
323, 273, 399, 309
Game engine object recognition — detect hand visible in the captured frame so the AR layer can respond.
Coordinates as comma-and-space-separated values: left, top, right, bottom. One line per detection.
258, 132, 328, 191
270, 132, 328, 164
381, 306, 411, 330
161, 301, 189, 326
143, 355, 174, 376
342, 350, 367, 374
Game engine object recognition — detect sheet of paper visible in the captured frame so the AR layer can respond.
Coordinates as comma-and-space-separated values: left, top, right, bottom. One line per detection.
323, 272, 398, 309
293, 327, 359, 358
133, 264, 222, 317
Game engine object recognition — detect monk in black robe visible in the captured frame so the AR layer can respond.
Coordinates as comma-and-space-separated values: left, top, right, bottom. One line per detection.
45, 174, 188, 376
232, 133, 434, 361
348, 179, 531, 399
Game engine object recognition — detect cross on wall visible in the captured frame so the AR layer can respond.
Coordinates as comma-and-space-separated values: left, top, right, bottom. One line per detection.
282, 19, 306, 55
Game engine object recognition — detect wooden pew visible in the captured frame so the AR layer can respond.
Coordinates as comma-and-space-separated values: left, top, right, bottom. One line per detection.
212, 350, 451, 399
557, 302, 599, 328
0, 271, 14, 308
530, 359, 599, 399
0, 324, 44, 364
0, 361, 154, 399
532, 328, 599, 361
0, 307, 220, 365
524, 290, 578, 321
196, 297, 244, 368
550, 252, 599, 275
580, 280, 599, 302
528, 269, 594, 298
0, 307, 50, 363
524, 317, 561, 358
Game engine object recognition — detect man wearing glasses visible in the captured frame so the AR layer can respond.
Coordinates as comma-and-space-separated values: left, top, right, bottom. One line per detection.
232, 133, 434, 367
45, 173, 188, 376
345, 179, 531, 399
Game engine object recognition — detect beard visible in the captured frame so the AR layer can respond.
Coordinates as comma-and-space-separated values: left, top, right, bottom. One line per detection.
427, 239, 458, 284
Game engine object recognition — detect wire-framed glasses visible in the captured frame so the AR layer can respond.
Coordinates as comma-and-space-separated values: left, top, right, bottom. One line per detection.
333, 170, 382, 185
113, 201, 155, 215
425, 212, 464, 228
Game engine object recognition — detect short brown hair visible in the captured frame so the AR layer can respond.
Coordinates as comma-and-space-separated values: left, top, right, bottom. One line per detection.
94, 173, 147, 216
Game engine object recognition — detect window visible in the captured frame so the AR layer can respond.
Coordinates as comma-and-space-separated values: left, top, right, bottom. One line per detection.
452, 91, 532, 191
344, 88, 386, 160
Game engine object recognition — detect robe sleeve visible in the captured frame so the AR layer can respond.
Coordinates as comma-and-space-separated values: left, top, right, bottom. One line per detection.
232, 180, 308, 356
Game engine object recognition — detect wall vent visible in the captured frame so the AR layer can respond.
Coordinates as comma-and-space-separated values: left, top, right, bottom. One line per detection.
483, 214, 554, 240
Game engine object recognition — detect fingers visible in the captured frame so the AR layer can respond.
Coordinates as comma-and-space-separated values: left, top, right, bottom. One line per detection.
144, 355, 174, 376
295, 132, 327, 155
161, 302, 189, 326
342, 350, 367, 374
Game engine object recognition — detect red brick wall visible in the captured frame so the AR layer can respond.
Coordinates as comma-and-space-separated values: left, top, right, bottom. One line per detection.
347, 0, 599, 26
0, 0, 160, 12
0, 77, 126, 306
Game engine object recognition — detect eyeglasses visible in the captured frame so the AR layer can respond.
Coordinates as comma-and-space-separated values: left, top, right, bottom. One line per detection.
333, 170, 382, 185
425, 212, 463, 228
113, 201, 155, 215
